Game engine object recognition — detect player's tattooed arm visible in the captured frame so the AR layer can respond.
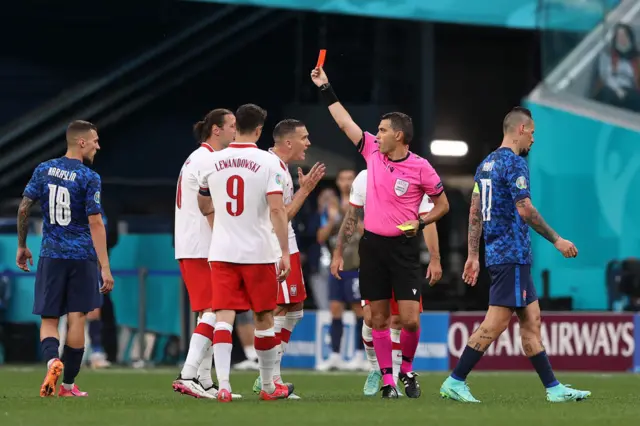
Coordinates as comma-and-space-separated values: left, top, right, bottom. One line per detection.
197, 194, 214, 216
334, 205, 364, 256
515, 198, 559, 243
468, 192, 483, 257
17, 196, 34, 248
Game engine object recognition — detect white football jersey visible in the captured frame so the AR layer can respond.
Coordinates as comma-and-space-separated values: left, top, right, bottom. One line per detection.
175, 143, 216, 259
350, 169, 434, 214
268, 148, 299, 254
199, 142, 285, 263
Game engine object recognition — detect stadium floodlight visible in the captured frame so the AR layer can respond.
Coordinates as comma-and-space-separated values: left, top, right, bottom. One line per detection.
430, 139, 468, 157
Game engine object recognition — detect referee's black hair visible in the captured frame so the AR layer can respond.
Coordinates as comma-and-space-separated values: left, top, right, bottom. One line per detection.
381, 112, 413, 145
503, 107, 533, 133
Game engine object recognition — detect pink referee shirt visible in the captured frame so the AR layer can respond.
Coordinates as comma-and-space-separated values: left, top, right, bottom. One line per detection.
358, 131, 443, 237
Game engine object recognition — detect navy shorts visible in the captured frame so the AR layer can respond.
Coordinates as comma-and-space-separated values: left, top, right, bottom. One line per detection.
488, 263, 538, 308
329, 269, 361, 304
33, 257, 100, 317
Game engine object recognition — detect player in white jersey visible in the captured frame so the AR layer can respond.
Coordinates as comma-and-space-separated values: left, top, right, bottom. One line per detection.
331, 169, 443, 396
197, 104, 293, 402
251, 119, 326, 398
172, 108, 242, 399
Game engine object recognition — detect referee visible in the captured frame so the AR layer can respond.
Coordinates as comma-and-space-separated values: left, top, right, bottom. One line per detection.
311, 66, 449, 399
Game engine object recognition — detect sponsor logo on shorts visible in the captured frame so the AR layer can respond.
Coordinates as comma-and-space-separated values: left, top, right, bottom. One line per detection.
290, 284, 297, 297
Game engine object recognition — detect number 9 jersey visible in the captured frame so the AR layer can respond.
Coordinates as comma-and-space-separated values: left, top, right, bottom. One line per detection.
474, 147, 532, 267
23, 157, 102, 260
198, 142, 285, 264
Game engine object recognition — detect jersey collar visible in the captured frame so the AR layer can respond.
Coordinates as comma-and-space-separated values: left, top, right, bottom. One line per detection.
229, 142, 258, 148
200, 143, 214, 152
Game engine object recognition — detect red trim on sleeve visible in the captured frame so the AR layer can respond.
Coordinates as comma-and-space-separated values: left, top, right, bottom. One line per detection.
266, 191, 284, 195
349, 202, 363, 207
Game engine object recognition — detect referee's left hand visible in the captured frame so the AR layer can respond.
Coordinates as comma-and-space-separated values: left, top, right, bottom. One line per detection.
399, 220, 419, 237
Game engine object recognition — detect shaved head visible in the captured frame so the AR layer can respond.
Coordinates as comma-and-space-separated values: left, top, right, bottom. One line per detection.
65, 120, 100, 164
66, 120, 97, 146
502, 107, 532, 135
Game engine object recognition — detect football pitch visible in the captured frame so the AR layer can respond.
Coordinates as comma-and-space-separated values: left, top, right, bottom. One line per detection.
1, 368, 639, 426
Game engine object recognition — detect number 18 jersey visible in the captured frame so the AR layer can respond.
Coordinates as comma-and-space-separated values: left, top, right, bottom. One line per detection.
198, 142, 285, 264
474, 147, 532, 267
23, 157, 102, 260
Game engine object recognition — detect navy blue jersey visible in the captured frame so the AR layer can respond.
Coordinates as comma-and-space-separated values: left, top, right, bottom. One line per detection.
474, 147, 531, 266
23, 157, 102, 260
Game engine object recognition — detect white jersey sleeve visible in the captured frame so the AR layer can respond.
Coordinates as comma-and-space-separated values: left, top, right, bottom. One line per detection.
419, 194, 434, 214
267, 161, 285, 195
174, 144, 215, 259
206, 143, 285, 264
267, 149, 299, 254
349, 170, 367, 208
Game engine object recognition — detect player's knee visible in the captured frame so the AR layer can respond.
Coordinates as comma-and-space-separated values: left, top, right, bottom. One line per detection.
371, 311, 390, 330
520, 315, 541, 337
330, 301, 344, 318
390, 315, 402, 329
401, 316, 420, 332
254, 310, 274, 329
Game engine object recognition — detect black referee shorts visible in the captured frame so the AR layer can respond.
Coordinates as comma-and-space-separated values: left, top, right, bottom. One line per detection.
358, 230, 423, 303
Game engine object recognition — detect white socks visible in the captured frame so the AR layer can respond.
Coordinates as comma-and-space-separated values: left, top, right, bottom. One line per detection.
181, 312, 216, 380
391, 328, 402, 384
212, 321, 233, 392
255, 328, 279, 394
272, 316, 286, 381
362, 324, 379, 371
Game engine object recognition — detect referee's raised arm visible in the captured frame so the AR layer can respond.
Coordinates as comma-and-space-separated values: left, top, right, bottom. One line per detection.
310, 67, 363, 145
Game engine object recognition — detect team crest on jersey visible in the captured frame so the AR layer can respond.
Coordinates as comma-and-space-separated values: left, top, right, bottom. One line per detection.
94, 191, 101, 204
290, 285, 298, 297
394, 179, 409, 196
516, 176, 527, 189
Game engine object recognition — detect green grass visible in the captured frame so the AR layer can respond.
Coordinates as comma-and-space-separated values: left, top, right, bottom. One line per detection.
1, 368, 639, 426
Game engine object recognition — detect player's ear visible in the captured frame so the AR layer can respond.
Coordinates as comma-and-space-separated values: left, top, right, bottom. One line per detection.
212, 125, 220, 136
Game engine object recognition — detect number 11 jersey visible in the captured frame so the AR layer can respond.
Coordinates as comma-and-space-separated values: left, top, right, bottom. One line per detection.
23, 157, 102, 260
474, 147, 531, 267
198, 142, 285, 264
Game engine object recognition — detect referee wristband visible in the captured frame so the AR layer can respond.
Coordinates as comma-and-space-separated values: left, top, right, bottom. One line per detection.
320, 83, 339, 106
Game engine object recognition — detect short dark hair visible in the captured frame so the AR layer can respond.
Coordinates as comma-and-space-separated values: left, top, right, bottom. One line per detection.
235, 104, 267, 134
502, 107, 533, 133
193, 108, 233, 142
337, 168, 356, 177
273, 119, 306, 141
381, 112, 413, 144
66, 120, 97, 144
